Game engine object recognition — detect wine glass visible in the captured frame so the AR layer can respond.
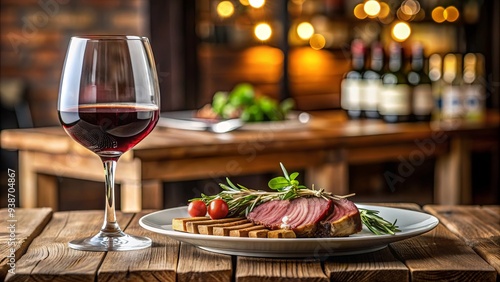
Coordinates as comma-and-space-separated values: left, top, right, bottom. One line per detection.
57, 35, 160, 251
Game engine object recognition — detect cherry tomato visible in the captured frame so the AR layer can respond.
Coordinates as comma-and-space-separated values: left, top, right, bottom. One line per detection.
188, 200, 207, 217
208, 199, 229, 219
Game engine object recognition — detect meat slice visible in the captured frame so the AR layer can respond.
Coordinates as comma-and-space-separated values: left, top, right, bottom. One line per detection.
247, 197, 332, 237
247, 199, 290, 227
316, 198, 362, 237
285, 197, 332, 237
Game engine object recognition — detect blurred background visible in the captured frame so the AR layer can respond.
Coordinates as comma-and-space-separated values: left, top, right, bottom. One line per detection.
1, 0, 499, 209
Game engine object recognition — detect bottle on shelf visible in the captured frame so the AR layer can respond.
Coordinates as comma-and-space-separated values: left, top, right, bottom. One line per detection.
441, 53, 464, 120
428, 53, 444, 121
341, 39, 366, 119
408, 42, 433, 122
361, 41, 383, 119
463, 53, 486, 121
378, 42, 411, 123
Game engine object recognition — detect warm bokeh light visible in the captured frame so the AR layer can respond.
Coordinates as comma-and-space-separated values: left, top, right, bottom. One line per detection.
254, 23, 272, 41
397, 7, 413, 21
444, 6, 459, 22
364, 0, 381, 17
428, 54, 442, 81
391, 21, 411, 42
242, 46, 284, 67
309, 34, 326, 50
297, 22, 314, 40
432, 6, 446, 23
443, 53, 458, 83
354, 3, 367, 19
401, 0, 420, 16
463, 53, 477, 83
378, 2, 391, 19
249, 0, 265, 8
217, 1, 234, 18
239, 0, 250, 6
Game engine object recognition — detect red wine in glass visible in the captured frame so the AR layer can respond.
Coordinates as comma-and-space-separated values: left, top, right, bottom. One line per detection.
59, 104, 159, 158
58, 35, 160, 251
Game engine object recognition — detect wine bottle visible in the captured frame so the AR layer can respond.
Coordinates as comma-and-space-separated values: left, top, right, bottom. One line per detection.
408, 43, 433, 122
379, 42, 411, 123
429, 53, 443, 121
442, 53, 464, 120
341, 39, 365, 119
463, 53, 486, 121
361, 41, 383, 119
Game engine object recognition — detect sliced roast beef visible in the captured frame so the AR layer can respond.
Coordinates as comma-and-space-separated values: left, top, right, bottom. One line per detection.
246, 199, 290, 228
247, 197, 361, 238
247, 197, 332, 237
316, 198, 362, 237
285, 197, 333, 237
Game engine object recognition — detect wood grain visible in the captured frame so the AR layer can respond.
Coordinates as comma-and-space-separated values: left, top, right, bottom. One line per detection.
0, 208, 52, 280
322, 203, 417, 281
424, 205, 500, 277
423, 205, 500, 243
389, 223, 496, 281
325, 247, 409, 282
97, 211, 180, 282
5, 211, 132, 282
236, 257, 328, 282
2, 205, 500, 281
176, 243, 232, 282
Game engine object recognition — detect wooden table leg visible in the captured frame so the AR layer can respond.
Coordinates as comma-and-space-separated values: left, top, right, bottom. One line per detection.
37, 174, 59, 210
142, 180, 163, 209
116, 158, 143, 212
435, 137, 471, 204
19, 151, 37, 208
120, 181, 142, 213
306, 149, 349, 195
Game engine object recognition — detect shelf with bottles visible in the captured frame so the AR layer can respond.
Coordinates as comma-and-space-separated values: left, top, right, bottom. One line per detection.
191, 0, 490, 112
340, 39, 487, 123
432, 52, 487, 123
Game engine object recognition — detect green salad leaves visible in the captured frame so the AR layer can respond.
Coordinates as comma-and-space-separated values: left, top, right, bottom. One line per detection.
211, 83, 294, 122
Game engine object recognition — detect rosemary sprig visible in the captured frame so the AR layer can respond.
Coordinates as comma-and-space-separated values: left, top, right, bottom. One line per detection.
191, 163, 400, 235
359, 209, 401, 235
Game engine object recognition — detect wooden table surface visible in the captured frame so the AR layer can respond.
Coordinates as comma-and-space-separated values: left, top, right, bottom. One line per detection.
1, 203, 499, 281
1, 111, 499, 211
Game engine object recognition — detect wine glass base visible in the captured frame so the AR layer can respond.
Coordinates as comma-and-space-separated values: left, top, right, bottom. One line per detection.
68, 231, 152, 252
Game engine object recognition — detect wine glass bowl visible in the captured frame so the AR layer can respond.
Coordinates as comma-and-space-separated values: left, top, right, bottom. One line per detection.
58, 35, 160, 251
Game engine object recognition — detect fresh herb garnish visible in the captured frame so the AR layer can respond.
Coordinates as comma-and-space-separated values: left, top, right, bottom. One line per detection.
191, 163, 400, 235
360, 209, 400, 235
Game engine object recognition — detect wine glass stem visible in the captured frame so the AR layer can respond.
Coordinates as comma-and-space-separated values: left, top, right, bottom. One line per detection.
101, 159, 122, 234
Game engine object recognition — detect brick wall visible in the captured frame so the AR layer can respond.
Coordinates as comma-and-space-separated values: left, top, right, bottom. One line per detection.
0, 0, 149, 126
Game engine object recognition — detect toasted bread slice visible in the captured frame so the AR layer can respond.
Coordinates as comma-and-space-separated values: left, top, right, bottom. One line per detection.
172, 217, 209, 232
268, 229, 296, 238
186, 217, 245, 234
213, 223, 256, 236
198, 219, 249, 235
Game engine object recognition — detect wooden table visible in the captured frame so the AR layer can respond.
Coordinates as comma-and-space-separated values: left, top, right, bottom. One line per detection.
1, 204, 498, 281
1, 111, 499, 211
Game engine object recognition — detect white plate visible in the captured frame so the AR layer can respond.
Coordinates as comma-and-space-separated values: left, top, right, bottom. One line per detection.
139, 205, 439, 258
158, 110, 310, 133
